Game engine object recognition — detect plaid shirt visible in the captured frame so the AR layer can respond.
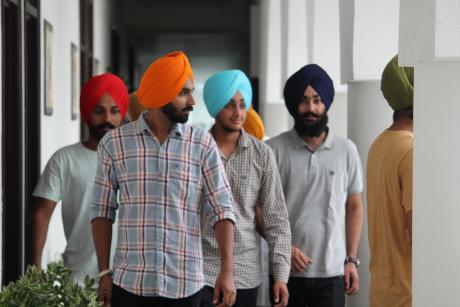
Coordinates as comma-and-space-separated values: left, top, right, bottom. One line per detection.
202, 129, 291, 288
91, 114, 235, 298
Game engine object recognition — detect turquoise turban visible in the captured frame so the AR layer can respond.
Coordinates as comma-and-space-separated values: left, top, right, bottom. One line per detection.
203, 70, 252, 118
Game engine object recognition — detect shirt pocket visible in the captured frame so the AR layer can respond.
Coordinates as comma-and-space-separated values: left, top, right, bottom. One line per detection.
168, 160, 201, 203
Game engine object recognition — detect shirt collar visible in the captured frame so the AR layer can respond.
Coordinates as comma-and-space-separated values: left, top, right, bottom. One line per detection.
136, 111, 184, 138
289, 127, 335, 151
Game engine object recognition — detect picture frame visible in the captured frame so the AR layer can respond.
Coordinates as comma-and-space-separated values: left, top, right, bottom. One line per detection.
71, 43, 79, 120
44, 20, 53, 116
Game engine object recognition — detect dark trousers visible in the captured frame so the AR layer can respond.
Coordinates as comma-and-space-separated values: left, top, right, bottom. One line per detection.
112, 283, 202, 307
269, 275, 345, 307
200, 285, 259, 307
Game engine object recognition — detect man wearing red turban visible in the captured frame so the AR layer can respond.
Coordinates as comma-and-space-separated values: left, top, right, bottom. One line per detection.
91, 51, 236, 307
32, 73, 128, 285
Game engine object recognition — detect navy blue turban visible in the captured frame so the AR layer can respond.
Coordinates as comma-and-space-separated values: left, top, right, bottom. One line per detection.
283, 64, 335, 117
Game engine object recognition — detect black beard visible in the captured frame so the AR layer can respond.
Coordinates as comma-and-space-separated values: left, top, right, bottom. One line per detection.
89, 122, 116, 141
161, 103, 193, 123
294, 111, 328, 137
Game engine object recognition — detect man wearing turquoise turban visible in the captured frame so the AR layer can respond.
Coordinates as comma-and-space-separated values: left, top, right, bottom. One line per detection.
267, 64, 364, 307
201, 70, 291, 307
367, 55, 413, 307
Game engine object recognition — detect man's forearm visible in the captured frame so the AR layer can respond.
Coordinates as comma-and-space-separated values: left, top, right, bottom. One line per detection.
214, 219, 234, 272
345, 195, 363, 257
32, 199, 57, 268
91, 217, 113, 271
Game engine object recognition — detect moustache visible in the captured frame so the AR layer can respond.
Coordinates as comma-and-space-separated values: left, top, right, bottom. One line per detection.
299, 112, 320, 119
182, 107, 194, 112
94, 123, 116, 130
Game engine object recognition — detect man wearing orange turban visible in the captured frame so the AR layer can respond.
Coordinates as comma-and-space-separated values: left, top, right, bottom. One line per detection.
91, 51, 236, 307
32, 73, 128, 285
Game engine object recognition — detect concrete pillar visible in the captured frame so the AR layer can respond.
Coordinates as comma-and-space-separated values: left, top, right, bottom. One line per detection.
399, 0, 460, 66
339, 1, 399, 306
258, 0, 289, 138
399, 1, 460, 305
412, 58, 460, 307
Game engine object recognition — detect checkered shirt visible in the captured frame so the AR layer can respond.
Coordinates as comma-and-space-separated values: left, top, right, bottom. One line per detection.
201, 129, 291, 289
91, 114, 235, 298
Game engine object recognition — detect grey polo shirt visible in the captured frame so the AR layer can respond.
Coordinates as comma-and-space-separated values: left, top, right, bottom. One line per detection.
267, 128, 363, 278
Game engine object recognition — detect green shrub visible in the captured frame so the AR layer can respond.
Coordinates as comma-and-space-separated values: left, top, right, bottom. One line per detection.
0, 261, 98, 307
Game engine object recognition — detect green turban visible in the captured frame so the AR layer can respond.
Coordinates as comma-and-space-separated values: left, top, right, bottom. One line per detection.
381, 55, 414, 111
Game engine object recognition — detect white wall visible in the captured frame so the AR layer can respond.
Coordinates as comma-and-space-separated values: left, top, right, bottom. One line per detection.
39, 0, 112, 268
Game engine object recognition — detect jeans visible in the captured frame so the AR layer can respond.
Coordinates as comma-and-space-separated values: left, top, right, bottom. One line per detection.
270, 275, 345, 307
200, 285, 259, 307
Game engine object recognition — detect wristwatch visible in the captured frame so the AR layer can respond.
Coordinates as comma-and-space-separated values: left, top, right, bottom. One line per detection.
344, 256, 360, 267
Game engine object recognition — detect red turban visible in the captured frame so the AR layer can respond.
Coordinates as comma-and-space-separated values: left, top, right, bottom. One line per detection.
137, 51, 194, 109
80, 73, 129, 123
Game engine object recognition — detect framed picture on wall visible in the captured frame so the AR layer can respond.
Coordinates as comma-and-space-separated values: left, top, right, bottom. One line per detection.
71, 43, 79, 120
44, 20, 53, 116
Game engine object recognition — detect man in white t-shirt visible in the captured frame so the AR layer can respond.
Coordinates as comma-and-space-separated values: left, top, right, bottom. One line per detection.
32, 73, 129, 284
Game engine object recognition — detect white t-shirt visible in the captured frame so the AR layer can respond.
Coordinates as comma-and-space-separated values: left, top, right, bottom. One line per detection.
34, 142, 116, 284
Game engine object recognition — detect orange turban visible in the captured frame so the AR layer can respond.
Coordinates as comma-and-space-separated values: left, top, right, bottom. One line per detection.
80, 73, 129, 124
137, 51, 194, 109
128, 91, 147, 120
243, 108, 265, 140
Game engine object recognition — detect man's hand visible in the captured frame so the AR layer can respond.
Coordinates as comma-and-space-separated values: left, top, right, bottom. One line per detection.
97, 275, 113, 306
273, 281, 289, 307
291, 245, 312, 273
213, 269, 236, 307
344, 263, 359, 295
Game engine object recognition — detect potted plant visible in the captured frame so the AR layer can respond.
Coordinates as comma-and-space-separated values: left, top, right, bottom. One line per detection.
0, 261, 98, 306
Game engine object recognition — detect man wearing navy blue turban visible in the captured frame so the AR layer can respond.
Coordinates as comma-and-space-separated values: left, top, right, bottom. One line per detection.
267, 64, 364, 307
201, 70, 291, 307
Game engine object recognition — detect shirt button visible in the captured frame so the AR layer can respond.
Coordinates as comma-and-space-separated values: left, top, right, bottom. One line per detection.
330, 170, 335, 175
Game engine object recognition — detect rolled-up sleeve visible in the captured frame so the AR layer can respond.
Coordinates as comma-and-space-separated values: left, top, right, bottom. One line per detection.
260, 147, 291, 283
201, 138, 235, 227
90, 140, 119, 222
